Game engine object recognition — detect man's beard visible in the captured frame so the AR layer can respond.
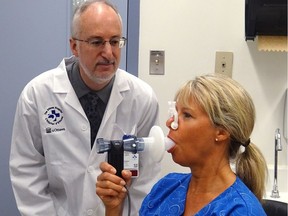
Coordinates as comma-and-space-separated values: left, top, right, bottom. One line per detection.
81, 62, 116, 85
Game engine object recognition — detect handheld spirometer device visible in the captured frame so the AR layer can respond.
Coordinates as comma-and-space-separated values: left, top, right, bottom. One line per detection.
96, 101, 177, 177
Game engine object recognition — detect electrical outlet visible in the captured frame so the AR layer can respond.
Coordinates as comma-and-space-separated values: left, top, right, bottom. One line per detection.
215, 52, 233, 77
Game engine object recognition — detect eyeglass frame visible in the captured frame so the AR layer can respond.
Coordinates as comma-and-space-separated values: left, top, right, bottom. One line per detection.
72, 36, 127, 49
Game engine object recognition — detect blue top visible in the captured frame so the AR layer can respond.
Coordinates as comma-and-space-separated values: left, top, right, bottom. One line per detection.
139, 173, 266, 216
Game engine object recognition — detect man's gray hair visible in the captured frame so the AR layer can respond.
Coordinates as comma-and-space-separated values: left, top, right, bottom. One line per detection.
71, 0, 122, 38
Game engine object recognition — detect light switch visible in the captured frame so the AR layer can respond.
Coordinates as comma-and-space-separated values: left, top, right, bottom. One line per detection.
150, 50, 165, 75
215, 51, 233, 77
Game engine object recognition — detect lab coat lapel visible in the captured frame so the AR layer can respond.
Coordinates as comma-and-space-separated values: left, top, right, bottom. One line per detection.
101, 70, 129, 125
53, 58, 86, 117
90, 70, 129, 158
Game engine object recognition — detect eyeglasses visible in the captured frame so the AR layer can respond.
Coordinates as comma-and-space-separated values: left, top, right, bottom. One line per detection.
73, 37, 127, 49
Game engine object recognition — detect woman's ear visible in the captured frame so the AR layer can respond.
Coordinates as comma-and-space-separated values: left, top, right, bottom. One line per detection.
215, 127, 230, 142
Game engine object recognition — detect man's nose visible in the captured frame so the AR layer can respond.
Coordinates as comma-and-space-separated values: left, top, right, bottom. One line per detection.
101, 42, 114, 58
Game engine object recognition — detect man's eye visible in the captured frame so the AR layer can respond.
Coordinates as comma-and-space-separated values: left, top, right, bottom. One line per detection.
90, 40, 103, 46
110, 40, 119, 46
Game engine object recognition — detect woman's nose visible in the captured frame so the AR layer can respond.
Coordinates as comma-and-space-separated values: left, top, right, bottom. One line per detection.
166, 117, 174, 128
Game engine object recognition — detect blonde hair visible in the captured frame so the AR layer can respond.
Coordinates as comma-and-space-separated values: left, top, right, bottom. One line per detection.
175, 74, 267, 201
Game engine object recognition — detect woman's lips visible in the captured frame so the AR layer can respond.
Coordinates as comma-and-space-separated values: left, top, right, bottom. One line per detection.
166, 136, 176, 153
167, 145, 175, 153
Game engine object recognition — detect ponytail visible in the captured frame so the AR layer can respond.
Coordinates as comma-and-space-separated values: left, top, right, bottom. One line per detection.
236, 143, 267, 201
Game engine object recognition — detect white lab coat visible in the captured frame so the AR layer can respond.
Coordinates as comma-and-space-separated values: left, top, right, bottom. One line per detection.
10, 56, 161, 216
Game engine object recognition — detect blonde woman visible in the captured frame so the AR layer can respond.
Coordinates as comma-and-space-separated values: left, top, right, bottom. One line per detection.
97, 74, 267, 216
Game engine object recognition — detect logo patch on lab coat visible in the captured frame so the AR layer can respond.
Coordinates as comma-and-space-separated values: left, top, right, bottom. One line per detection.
44, 106, 64, 125
44, 106, 65, 134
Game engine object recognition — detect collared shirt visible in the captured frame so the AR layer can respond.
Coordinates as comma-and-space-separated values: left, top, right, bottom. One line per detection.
66, 59, 114, 115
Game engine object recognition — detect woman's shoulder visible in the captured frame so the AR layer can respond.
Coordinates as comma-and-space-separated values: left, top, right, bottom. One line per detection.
195, 177, 266, 215
214, 176, 267, 215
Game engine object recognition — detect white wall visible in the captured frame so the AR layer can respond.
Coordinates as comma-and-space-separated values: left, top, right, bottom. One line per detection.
139, 0, 288, 194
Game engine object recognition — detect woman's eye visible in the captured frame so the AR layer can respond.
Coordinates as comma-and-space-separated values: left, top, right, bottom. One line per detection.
183, 112, 192, 118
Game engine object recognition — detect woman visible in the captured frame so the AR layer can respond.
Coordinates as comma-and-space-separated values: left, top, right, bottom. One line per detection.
96, 74, 267, 215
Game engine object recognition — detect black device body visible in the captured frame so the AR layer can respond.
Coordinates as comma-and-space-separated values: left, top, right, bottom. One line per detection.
107, 140, 124, 177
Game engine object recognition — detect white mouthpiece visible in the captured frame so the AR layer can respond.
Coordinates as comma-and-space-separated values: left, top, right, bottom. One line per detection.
142, 126, 175, 162
164, 137, 175, 151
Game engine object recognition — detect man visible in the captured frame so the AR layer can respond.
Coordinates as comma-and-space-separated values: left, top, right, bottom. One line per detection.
9, 1, 160, 215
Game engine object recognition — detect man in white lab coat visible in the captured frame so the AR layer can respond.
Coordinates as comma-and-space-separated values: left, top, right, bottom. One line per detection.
9, 1, 160, 215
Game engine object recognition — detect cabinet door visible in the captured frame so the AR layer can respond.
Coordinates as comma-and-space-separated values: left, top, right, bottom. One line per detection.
110, 0, 128, 71
110, 0, 140, 76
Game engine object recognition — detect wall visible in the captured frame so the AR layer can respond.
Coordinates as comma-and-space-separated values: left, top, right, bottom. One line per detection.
1, 1, 287, 214
0, 0, 137, 214
139, 0, 288, 194
0, 1, 71, 215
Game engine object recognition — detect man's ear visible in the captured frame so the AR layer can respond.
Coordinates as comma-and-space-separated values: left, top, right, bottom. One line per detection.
69, 38, 78, 57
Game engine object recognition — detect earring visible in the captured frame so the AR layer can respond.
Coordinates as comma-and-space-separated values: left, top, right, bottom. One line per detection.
215, 138, 218, 141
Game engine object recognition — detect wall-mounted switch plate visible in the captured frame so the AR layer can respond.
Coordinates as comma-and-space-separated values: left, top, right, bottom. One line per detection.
215, 51, 233, 77
150, 50, 165, 75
